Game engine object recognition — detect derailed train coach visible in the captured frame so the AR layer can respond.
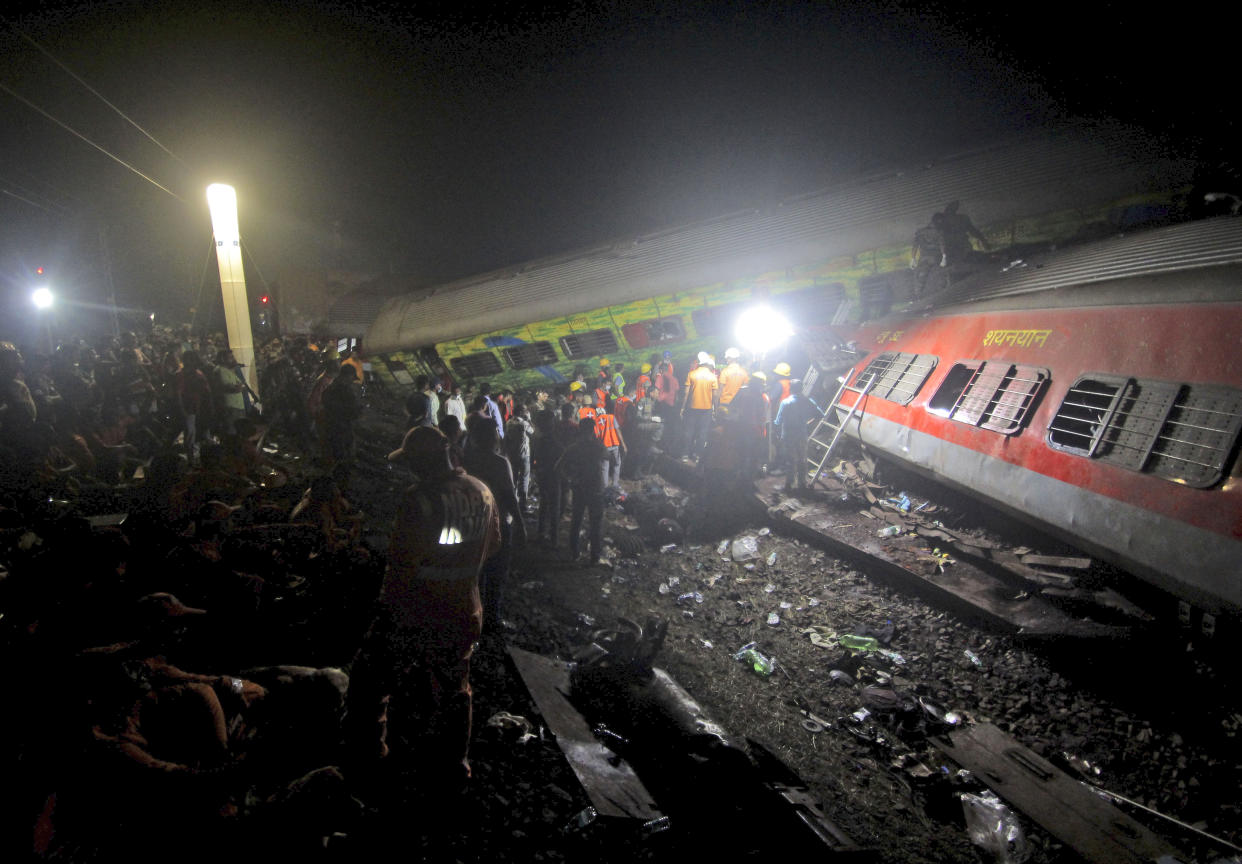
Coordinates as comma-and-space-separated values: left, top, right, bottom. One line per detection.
354, 126, 1198, 391
821, 216, 1242, 624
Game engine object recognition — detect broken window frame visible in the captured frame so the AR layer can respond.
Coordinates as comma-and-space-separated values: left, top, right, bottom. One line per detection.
927, 360, 1048, 434
1048, 374, 1242, 488
854, 351, 938, 406
449, 351, 504, 378
558, 328, 619, 360
500, 341, 559, 370
621, 317, 686, 349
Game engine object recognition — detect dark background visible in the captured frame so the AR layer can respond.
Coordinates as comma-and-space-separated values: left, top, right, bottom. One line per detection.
0, 1, 1230, 332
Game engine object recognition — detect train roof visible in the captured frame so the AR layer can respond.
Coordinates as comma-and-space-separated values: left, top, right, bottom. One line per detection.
364, 125, 1193, 352
912, 216, 1242, 317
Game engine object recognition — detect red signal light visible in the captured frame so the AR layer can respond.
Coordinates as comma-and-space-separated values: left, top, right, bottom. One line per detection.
260, 295, 269, 304
35, 267, 44, 276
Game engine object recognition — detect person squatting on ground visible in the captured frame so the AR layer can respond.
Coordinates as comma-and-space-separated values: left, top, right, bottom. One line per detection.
556, 418, 606, 564
345, 426, 500, 789
773, 378, 824, 491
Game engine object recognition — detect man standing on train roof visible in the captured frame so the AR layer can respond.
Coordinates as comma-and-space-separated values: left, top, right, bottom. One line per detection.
774, 379, 824, 492
938, 200, 990, 267
718, 347, 750, 416
909, 212, 948, 298
345, 426, 500, 791
681, 351, 718, 463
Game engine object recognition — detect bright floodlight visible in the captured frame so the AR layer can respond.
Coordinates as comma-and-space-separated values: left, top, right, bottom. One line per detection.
32, 287, 53, 309
735, 305, 793, 355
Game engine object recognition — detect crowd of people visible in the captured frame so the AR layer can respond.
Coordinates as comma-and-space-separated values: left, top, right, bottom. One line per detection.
0, 318, 828, 858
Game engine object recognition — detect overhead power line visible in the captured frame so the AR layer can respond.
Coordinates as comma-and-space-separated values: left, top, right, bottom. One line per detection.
1, 187, 57, 213
0, 81, 184, 202
16, 28, 187, 167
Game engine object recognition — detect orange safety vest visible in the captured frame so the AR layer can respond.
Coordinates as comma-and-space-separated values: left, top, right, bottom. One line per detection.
577, 404, 598, 422
594, 412, 622, 447
636, 374, 651, 400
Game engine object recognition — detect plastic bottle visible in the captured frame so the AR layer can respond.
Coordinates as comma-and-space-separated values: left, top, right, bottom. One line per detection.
877, 525, 901, 538
839, 634, 880, 652
733, 642, 775, 676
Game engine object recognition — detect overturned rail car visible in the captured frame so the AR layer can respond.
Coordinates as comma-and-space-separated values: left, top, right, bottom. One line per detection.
355, 127, 1194, 390
823, 217, 1242, 616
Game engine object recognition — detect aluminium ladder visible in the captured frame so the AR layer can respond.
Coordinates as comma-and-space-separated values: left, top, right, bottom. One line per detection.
804, 369, 873, 488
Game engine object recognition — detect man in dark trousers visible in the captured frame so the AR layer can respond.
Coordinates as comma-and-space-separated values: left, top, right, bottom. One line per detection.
556, 418, 606, 564
345, 426, 500, 792
773, 379, 823, 492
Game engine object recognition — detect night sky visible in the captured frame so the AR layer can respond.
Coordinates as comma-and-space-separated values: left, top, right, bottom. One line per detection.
0, 1, 1229, 324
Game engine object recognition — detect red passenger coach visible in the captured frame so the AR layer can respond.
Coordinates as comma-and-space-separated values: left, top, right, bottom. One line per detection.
830, 217, 1242, 616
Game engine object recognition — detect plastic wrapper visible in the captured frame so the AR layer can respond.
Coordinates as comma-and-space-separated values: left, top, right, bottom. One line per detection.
960, 792, 1030, 863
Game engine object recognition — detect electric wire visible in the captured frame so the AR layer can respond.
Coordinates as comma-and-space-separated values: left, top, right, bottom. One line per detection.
15, 28, 188, 168
0, 82, 184, 202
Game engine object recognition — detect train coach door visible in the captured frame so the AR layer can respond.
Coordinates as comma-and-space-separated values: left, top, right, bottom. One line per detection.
418, 347, 453, 389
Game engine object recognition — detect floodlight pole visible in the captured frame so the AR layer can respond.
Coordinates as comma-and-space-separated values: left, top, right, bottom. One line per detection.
206, 184, 260, 400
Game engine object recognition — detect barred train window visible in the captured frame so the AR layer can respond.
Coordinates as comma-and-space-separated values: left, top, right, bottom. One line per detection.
558, 328, 618, 359
854, 352, 938, 406
449, 351, 503, 378
501, 341, 559, 369
1048, 375, 1242, 487
928, 360, 1048, 434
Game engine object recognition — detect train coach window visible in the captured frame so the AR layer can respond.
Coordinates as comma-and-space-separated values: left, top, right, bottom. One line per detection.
854, 352, 938, 406
559, 328, 618, 359
501, 341, 559, 369
928, 361, 1048, 434
383, 357, 416, 386
622, 317, 686, 349
1049, 376, 1242, 487
449, 351, 503, 378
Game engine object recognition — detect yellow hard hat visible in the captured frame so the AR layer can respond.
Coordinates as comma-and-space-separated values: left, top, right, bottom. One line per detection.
640, 363, 652, 373
569, 381, 584, 392
599, 357, 610, 367
774, 362, 791, 376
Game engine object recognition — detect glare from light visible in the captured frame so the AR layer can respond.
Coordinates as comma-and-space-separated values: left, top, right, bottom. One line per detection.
735, 305, 793, 355
206, 183, 240, 241
32, 287, 53, 309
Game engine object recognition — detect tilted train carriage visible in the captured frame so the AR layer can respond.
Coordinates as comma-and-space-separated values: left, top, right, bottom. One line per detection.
824, 217, 1242, 617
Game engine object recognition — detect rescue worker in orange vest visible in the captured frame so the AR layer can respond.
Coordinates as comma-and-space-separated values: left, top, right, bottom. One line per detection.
718, 347, 750, 416
594, 401, 627, 490
346, 426, 501, 788
769, 362, 793, 473
635, 363, 652, 400
680, 351, 719, 463
573, 384, 598, 423
593, 380, 611, 414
